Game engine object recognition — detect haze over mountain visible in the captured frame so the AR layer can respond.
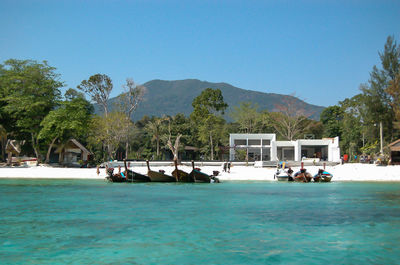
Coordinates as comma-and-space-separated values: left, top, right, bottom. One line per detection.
101, 79, 325, 121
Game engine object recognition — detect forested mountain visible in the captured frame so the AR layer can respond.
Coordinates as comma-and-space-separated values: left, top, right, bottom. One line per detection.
99, 79, 325, 120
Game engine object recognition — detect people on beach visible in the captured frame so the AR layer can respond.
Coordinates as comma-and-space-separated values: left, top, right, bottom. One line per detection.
227, 162, 231, 173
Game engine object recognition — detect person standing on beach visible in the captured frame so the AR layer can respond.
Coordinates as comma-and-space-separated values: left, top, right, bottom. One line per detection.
227, 162, 231, 173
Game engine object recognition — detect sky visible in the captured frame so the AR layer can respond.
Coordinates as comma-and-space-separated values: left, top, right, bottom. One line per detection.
1, 0, 399, 107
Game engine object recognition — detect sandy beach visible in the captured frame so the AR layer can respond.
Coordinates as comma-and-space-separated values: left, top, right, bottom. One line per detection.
0, 163, 399, 181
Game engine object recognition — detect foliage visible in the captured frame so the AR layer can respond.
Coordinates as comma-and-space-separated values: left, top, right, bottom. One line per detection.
145, 116, 169, 159
320, 106, 344, 138
386, 70, 400, 129
117, 78, 146, 159
88, 112, 130, 160
269, 95, 313, 140
77, 74, 113, 116
191, 88, 228, 160
359, 36, 399, 143
0, 59, 63, 161
39, 93, 93, 163
230, 102, 259, 133
339, 95, 363, 155
360, 140, 379, 155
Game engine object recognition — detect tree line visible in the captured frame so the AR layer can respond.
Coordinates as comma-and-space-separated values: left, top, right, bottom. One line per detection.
0, 35, 399, 164
320, 36, 400, 161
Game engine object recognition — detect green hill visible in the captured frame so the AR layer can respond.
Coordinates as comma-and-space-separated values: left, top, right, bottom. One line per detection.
100, 79, 325, 121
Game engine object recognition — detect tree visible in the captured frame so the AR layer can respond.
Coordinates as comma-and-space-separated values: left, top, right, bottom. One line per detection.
197, 115, 226, 160
230, 102, 259, 133
163, 118, 182, 162
39, 91, 93, 163
88, 112, 129, 160
320, 106, 344, 138
77, 74, 113, 117
118, 78, 146, 158
269, 95, 313, 140
360, 36, 399, 144
191, 88, 228, 160
0, 125, 6, 161
145, 116, 168, 159
0, 59, 62, 163
387, 69, 400, 130
339, 95, 363, 156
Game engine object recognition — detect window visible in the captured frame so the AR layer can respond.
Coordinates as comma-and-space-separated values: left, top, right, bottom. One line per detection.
248, 139, 261, 145
234, 139, 247, 146
262, 139, 271, 145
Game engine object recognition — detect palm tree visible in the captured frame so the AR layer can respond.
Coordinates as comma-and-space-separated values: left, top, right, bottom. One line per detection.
145, 116, 168, 159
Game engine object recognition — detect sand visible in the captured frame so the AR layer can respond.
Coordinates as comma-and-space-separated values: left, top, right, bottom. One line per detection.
0, 163, 399, 181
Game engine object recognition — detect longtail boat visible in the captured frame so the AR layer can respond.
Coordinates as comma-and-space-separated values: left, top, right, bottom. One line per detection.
146, 160, 176, 182
293, 168, 312, 182
313, 169, 333, 182
105, 166, 128, 183
274, 170, 294, 181
189, 161, 220, 183
124, 159, 151, 182
274, 162, 294, 181
172, 160, 194, 182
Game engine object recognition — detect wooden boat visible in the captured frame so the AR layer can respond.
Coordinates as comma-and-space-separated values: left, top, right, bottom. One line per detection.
172, 160, 194, 182
146, 160, 176, 182
274, 170, 294, 181
188, 161, 220, 183
123, 159, 151, 182
294, 168, 312, 182
313, 169, 333, 182
105, 166, 128, 183
274, 163, 294, 181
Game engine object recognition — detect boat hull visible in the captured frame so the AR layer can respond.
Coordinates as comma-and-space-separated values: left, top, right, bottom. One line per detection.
172, 169, 194, 182
294, 172, 312, 182
106, 175, 128, 183
189, 169, 211, 183
148, 170, 176, 182
313, 172, 333, 182
126, 170, 151, 182
276, 175, 294, 181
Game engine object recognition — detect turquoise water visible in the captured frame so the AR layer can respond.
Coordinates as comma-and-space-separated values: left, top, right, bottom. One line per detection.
1, 180, 400, 264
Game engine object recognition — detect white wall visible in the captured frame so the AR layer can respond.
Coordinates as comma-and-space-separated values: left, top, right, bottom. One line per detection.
229, 134, 340, 162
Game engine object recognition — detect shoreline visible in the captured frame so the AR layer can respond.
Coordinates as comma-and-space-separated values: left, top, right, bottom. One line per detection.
0, 163, 399, 182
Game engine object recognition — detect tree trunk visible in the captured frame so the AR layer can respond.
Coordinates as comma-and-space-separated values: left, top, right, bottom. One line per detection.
31, 133, 40, 165
125, 141, 129, 160
7, 152, 12, 166
210, 132, 214, 160
1, 138, 6, 162
156, 136, 160, 158
45, 137, 58, 164
59, 146, 64, 164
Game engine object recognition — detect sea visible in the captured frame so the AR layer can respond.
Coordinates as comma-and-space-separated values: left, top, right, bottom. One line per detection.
1, 179, 400, 264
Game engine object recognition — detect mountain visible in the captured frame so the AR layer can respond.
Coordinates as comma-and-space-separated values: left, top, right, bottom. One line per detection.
100, 79, 325, 121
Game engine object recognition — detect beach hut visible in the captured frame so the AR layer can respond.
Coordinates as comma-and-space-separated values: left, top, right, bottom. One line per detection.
388, 139, 400, 165
55, 139, 92, 166
5, 140, 21, 166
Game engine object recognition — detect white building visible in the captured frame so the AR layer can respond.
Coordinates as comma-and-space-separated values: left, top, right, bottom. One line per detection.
229, 133, 341, 162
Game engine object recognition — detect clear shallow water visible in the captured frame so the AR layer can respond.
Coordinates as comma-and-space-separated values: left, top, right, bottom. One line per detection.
1, 180, 400, 265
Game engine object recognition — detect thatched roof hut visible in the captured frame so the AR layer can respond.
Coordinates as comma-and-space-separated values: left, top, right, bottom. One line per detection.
388, 139, 400, 164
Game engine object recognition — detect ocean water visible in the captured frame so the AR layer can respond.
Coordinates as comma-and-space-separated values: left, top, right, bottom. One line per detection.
1, 180, 400, 265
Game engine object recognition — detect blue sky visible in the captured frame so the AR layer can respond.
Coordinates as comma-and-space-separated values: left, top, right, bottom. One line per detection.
1, 0, 399, 107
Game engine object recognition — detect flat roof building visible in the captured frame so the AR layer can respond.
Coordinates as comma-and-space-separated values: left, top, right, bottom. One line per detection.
229, 133, 340, 162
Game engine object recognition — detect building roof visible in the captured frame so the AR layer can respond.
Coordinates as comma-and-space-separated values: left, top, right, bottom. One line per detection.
5, 140, 21, 155
55, 139, 92, 154
388, 139, 400, 151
